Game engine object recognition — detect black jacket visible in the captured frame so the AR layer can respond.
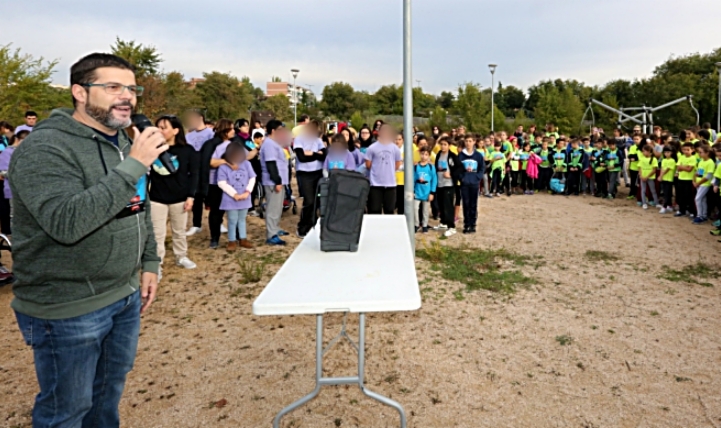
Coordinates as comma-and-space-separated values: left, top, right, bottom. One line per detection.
434, 150, 462, 185
149, 144, 199, 204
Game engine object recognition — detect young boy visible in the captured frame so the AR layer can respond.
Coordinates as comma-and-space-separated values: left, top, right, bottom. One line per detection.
674, 143, 697, 217
581, 137, 594, 194
638, 145, 659, 209
434, 137, 461, 237
534, 138, 552, 191
458, 136, 485, 234
565, 139, 585, 196
414, 147, 437, 233
520, 142, 533, 194
591, 138, 609, 198
627, 134, 643, 200
605, 138, 624, 199
551, 139, 567, 194
658, 146, 676, 214
489, 141, 507, 197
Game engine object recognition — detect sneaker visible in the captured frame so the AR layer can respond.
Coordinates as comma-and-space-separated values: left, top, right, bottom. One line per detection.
266, 235, 287, 246
637, 201, 643, 207
528, 191, 534, 195
692, 217, 707, 224
221, 224, 228, 234
485, 193, 493, 198
277, 230, 289, 237
626, 195, 635, 200
434, 224, 448, 230
649, 201, 656, 207
606, 195, 614, 199
659, 208, 667, 214
176, 257, 197, 269
157, 266, 163, 283
415, 226, 420, 233
186, 226, 201, 237
674, 211, 685, 217
462, 227, 470, 234
710, 229, 721, 236
422, 227, 429, 233
689, 213, 696, 218
444, 228, 457, 237
209, 240, 219, 249
642, 204, 648, 210
470, 227, 476, 234
248, 210, 260, 217
713, 220, 721, 228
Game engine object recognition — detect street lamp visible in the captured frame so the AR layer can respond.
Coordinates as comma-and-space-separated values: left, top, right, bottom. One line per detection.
488, 64, 497, 132
291, 68, 300, 126
716, 62, 721, 136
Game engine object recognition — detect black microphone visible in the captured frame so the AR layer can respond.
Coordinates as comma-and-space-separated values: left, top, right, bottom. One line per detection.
131, 114, 177, 174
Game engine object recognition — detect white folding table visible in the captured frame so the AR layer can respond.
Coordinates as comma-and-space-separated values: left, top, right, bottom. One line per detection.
253, 215, 421, 428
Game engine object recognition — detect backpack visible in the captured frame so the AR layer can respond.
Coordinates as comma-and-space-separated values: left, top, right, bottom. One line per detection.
316, 169, 370, 252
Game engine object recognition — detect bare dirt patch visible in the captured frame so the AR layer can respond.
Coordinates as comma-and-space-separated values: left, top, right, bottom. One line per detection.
2, 188, 720, 427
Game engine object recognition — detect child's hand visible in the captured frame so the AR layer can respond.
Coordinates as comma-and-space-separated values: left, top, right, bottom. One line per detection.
304, 150, 314, 157
229, 163, 239, 171
233, 194, 243, 201
429, 194, 434, 202
443, 171, 451, 179
239, 191, 250, 200
693, 181, 699, 188
714, 185, 719, 194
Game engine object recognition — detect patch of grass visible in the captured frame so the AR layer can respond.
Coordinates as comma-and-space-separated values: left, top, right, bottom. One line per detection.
584, 250, 619, 262
237, 258, 264, 284
452, 289, 464, 301
659, 263, 721, 287
555, 335, 573, 346
416, 242, 536, 294
650, 310, 660, 316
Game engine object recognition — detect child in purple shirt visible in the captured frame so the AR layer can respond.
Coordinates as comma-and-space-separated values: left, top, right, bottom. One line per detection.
364, 124, 402, 214
217, 142, 256, 250
323, 133, 358, 176
0, 130, 26, 235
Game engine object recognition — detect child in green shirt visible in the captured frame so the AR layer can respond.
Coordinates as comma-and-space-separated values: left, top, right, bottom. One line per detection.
658, 146, 676, 214
638, 145, 659, 209
692, 145, 715, 224
675, 143, 697, 217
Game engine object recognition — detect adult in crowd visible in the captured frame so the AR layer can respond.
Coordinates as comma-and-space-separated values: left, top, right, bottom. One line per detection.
235, 118, 251, 142
206, 119, 236, 249
248, 130, 265, 216
358, 125, 374, 151
185, 110, 214, 236
292, 114, 310, 138
150, 115, 199, 279
260, 120, 290, 245
0, 130, 27, 235
293, 120, 326, 237
14, 110, 37, 134
431, 126, 441, 140
8, 53, 163, 426
365, 124, 402, 214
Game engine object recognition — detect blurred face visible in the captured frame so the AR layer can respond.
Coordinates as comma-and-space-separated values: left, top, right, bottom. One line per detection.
609, 143, 616, 150
500, 132, 507, 141
342, 129, 350, 141
395, 134, 404, 147
633, 136, 642, 145
157, 119, 178, 143
254, 121, 262, 129
379, 125, 395, 143
25, 115, 37, 126
432, 127, 439, 134
73, 67, 137, 131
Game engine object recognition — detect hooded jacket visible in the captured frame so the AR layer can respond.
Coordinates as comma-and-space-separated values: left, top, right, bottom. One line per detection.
8, 108, 160, 319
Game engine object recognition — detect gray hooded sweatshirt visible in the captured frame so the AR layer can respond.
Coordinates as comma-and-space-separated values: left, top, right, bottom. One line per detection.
9, 108, 160, 319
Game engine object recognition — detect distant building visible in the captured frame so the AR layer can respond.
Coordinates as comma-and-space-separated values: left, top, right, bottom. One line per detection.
266, 82, 314, 105
187, 78, 205, 89
49, 83, 70, 90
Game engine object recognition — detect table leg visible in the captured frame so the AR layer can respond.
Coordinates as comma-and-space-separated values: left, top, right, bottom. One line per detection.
358, 313, 408, 428
273, 315, 323, 428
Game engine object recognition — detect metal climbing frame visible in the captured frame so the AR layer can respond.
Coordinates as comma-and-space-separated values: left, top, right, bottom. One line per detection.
582, 95, 700, 133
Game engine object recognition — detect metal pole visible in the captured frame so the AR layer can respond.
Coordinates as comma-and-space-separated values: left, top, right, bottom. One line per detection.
491, 73, 495, 132
293, 76, 297, 127
402, 0, 415, 252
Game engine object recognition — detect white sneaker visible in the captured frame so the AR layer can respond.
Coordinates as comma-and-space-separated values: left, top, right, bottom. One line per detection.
185, 227, 201, 237
221, 224, 228, 233
659, 208, 666, 214
689, 213, 695, 218
433, 224, 448, 230
444, 228, 457, 237
158, 266, 163, 283
642, 204, 648, 210
176, 257, 197, 270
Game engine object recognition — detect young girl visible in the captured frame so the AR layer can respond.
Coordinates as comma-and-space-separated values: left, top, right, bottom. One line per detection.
365, 124, 402, 214
693, 145, 715, 224
658, 146, 676, 214
520, 142, 533, 194
638, 145, 659, 209
710, 143, 721, 235
489, 141, 507, 197
218, 141, 256, 250
535, 138, 552, 191
433, 137, 461, 236
0, 130, 27, 235
324, 133, 358, 175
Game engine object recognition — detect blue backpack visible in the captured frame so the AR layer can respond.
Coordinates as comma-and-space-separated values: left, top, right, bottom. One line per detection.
550, 177, 565, 194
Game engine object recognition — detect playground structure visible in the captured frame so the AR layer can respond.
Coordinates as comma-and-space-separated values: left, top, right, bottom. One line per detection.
582, 95, 700, 134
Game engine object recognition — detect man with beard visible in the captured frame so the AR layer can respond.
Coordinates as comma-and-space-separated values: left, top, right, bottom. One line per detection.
8, 53, 165, 427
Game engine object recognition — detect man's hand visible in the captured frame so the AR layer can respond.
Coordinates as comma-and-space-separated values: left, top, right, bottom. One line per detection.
129, 127, 169, 168
140, 272, 158, 314
275, 184, 283, 193
183, 197, 194, 212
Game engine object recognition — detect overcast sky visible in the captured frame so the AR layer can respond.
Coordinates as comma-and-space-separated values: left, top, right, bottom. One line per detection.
7, 0, 721, 96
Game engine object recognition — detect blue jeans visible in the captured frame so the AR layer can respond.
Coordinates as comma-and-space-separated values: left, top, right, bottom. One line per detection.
15, 292, 141, 428
227, 208, 249, 241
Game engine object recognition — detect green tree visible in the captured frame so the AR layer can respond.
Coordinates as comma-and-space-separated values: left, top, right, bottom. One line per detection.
261, 94, 293, 122
320, 82, 357, 120
533, 85, 585, 134
349, 111, 365, 131
496, 83, 526, 117
437, 91, 455, 110
454, 82, 492, 134
0, 44, 71, 124
195, 72, 255, 120
163, 71, 201, 116
373, 84, 403, 115
428, 106, 449, 132
110, 37, 162, 77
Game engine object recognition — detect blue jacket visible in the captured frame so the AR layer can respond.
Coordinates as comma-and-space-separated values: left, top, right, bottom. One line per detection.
413, 163, 437, 201
458, 150, 485, 186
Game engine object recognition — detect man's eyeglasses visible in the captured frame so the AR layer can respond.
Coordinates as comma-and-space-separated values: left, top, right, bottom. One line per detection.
81, 83, 144, 96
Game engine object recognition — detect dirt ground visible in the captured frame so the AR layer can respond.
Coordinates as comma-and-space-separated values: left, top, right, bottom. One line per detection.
2, 185, 721, 428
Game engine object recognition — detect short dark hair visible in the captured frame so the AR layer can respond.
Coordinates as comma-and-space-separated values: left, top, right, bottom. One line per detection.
0, 121, 14, 132
331, 133, 347, 146
70, 53, 135, 106
681, 142, 694, 149
418, 146, 430, 154
15, 130, 30, 140
234, 118, 249, 130
266, 119, 284, 135
299, 114, 310, 123
25, 111, 37, 117
252, 131, 264, 139
698, 129, 711, 141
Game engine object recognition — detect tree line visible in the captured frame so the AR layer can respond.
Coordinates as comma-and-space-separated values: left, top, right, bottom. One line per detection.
2, 39, 719, 135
